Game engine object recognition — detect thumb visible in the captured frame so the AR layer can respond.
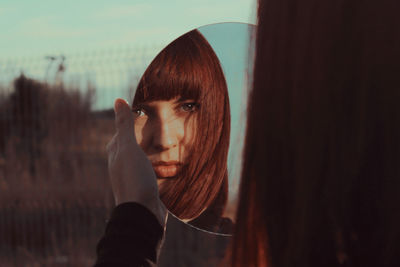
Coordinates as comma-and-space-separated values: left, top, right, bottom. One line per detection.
114, 98, 135, 139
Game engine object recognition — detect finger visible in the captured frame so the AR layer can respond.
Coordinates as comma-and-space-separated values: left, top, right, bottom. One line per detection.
106, 134, 117, 154
106, 135, 117, 165
106, 134, 115, 152
114, 98, 136, 141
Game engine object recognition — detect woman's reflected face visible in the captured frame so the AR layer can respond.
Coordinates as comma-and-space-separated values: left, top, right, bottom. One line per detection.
133, 97, 198, 184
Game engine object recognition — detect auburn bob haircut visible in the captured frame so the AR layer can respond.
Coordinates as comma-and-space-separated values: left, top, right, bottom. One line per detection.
133, 29, 231, 222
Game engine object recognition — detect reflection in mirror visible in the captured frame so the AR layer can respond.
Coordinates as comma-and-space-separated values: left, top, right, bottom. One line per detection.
131, 23, 254, 234
199, 23, 255, 225
132, 29, 232, 234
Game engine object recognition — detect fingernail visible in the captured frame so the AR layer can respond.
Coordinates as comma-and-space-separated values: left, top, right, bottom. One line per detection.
114, 102, 120, 114
114, 99, 128, 114
115, 100, 123, 112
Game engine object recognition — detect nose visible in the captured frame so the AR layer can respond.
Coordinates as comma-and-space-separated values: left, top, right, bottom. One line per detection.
152, 116, 180, 151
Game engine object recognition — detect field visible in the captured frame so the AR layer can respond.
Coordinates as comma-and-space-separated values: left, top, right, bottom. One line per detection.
0, 75, 116, 266
0, 75, 234, 266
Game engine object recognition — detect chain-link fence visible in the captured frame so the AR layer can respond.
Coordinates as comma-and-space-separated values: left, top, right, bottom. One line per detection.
0, 45, 163, 266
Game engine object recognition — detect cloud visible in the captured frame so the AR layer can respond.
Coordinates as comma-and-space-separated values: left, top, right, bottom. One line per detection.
0, 8, 7, 16
92, 3, 151, 20
183, 0, 255, 24
0, 6, 15, 16
16, 16, 99, 38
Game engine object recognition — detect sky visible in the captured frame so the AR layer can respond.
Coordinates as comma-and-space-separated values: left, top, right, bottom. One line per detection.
0, 0, 256, 59
199, 23, 254, 203
0, 0, 256, 109
0, 0, 256, 210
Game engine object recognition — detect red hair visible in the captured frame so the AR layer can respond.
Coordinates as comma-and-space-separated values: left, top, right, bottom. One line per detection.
133, 30, 231, 222
232, 0, 400, 266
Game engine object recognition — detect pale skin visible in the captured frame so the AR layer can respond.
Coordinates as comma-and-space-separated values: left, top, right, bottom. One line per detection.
132, 98, 205, 222
132, 98, 198, 186
106, 98, 167, 226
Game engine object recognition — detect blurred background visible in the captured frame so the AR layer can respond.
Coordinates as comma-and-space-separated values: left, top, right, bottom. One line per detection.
0, 0, 254, 266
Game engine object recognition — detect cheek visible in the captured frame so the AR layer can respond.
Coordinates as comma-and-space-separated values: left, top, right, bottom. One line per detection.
134, 117, 153, 155
134, 122, 144, 147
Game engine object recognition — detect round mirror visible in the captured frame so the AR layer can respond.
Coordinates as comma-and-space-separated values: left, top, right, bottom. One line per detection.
131, 22, 255, 234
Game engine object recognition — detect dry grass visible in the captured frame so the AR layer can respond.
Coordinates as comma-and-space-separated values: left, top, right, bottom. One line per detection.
0, 75, 231, 266
0, 75, 116, 266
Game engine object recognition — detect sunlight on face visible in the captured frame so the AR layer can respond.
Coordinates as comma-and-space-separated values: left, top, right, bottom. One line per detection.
132, 97, 198, 184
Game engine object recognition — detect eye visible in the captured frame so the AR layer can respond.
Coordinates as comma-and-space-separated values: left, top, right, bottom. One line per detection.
181, 102, 198, 112
132, 107, 146, 117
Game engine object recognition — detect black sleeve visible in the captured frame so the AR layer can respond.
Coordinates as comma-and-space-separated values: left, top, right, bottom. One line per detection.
94, 202, 164, 267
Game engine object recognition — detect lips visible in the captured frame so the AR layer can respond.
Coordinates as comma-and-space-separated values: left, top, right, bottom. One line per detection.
152, 161, 181, 178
